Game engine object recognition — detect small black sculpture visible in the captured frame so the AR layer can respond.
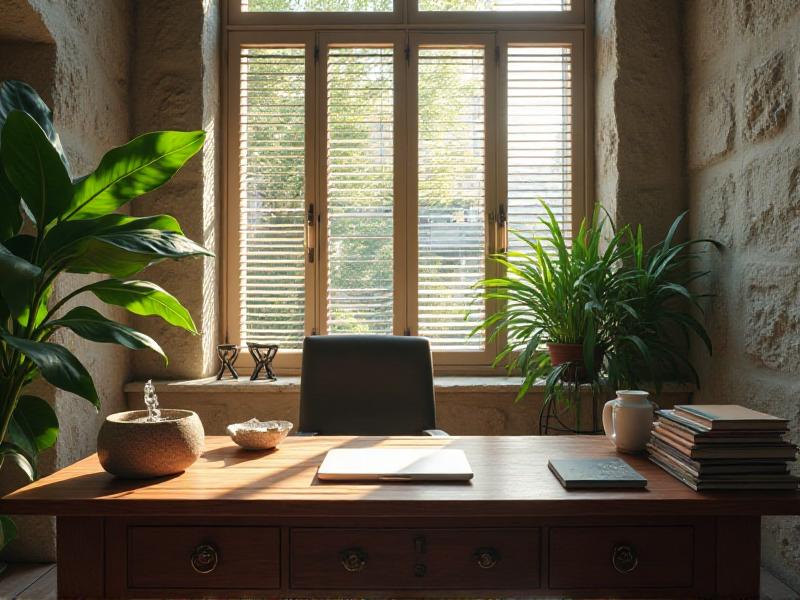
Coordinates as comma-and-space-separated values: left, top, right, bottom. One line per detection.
216, 344, 240, 380
248, 343, 278, 381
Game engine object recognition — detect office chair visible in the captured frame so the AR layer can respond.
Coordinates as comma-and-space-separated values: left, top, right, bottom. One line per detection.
298, 335, 448, 436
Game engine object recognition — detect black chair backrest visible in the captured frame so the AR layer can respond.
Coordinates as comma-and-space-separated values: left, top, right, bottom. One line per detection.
299, 335, 436, 435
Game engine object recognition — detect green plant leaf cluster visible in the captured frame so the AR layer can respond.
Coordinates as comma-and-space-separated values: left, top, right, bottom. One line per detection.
0, 80, 212, 551
473, 200, 717, 403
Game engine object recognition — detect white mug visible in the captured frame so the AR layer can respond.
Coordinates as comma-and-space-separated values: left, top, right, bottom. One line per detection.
602, 390, 656, 453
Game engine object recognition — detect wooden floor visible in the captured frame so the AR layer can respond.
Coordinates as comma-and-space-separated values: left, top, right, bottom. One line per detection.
0, 563, 794, 600
0, 563, 56, 600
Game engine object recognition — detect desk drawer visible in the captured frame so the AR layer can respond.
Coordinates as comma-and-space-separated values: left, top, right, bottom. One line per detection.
549, 526, 694, 590
128, 526, 280, 590
291, 528, 540, 590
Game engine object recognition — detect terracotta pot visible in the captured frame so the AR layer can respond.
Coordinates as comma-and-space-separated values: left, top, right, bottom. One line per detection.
547, 342, 602, 383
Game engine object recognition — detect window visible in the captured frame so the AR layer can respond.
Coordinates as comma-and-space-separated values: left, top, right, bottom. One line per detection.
225, 4, 590, 371
418, 0, 570, 11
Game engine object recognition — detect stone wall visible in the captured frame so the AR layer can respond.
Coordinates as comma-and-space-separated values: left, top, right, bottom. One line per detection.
595, 0, 686, 242
684, 0, 800, 589
130, 0, 221, 381
0, 0, 134, 562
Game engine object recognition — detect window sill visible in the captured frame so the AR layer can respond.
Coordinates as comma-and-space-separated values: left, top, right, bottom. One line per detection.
123, 376, 695, 396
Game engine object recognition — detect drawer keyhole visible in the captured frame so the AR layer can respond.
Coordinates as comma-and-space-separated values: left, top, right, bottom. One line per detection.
191, 543, 219, 574
611, 544, 638, 574
474, 547, 500, 569
340, 547, 367, 572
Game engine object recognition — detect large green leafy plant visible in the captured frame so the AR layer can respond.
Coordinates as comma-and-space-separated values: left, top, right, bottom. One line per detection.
0, 81, 211, 551
473, 203, 628, 400
474, 203, 716, 423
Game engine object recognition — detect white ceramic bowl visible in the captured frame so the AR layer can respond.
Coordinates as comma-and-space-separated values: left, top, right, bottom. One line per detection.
226, 418, 293, 450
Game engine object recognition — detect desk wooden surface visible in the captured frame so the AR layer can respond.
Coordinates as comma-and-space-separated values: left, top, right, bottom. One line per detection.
3, 436, 799, 518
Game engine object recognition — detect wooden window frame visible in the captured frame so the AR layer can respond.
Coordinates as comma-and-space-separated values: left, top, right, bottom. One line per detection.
222, 1, 593, 374
316, 31, 408, 339
407, 32, 498, 368
225, 31, 318, 372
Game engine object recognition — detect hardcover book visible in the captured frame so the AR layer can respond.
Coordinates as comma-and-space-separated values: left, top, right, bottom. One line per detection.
674, 405, 789, 431
547, 458, 647, 489
656, 412, 787, 443
651, 429, 797, 460
648, 454, 799, 491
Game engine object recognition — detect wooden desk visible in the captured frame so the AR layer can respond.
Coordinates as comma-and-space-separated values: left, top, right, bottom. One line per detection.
3, 436, 799, 599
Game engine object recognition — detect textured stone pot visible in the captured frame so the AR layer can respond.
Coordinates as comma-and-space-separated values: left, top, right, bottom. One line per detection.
97, 409, 205, 479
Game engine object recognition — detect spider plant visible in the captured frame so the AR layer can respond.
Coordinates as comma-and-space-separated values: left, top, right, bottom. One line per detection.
473, 203, 629, 401
602, 212, 718, 395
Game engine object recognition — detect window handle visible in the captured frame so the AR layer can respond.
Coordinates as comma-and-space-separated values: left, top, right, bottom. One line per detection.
305, 203, 316, 263
496, 203, 508, 254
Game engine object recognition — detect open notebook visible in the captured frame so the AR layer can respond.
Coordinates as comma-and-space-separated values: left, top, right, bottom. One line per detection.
317, 448, 474, 482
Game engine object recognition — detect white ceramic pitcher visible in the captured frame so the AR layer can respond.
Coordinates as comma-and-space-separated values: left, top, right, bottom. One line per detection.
602, 390, 656, 453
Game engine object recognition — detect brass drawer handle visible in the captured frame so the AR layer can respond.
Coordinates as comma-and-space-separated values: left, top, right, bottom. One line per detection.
340, 547, 367, 572
191, 543, 219, 574
612, 544, 638, 574
474, 547, 500, 569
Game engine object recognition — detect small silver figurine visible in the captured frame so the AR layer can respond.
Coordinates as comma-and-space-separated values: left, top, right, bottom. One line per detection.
143, 379, 161, 422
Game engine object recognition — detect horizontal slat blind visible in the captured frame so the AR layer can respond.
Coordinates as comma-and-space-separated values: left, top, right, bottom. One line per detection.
242, 0, 392, 11
417, 47, 485, 350
419, 0, 570, 11
507, 45, 572, 253
326, 46, 394, 334
239, 47, 307, 349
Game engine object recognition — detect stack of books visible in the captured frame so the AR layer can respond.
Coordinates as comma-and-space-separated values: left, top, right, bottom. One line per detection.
648, 404, 799, 491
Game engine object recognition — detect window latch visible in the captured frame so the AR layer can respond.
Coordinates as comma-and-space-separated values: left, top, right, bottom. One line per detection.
306, 203, 316, 263
496, 203, 508, 254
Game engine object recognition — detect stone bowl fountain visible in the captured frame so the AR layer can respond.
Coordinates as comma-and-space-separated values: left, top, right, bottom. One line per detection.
96, 381, 204, 479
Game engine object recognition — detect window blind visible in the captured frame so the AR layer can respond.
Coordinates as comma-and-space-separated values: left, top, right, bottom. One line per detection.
326, 46, 394, 334
242, 0, 392, 11
417, 47, 486, 350
507, 45, 572, 252
418, 0, 570, 11
239, 47, 307, 349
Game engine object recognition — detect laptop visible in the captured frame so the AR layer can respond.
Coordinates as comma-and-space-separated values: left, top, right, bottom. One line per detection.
317, 448, 474, 482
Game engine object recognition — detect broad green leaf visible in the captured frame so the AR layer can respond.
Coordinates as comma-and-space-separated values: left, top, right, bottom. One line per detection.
0, 333, 99, 407
43, 213, 183, 260
1, 111, 72, 227
0, 515, 17, 550
5, 418, 37, 468
16, 282, 51, 330
83, 279, 197, 333
0, 242, 40, 318
0, 242, 39, 279
0, 443, 36, 481
10, 395, 58, 453
0, 166, 21, 241
67, 130, 206, 220
63, 229, 211, 278
50, 306, 167, 363
0, 80, 69, 170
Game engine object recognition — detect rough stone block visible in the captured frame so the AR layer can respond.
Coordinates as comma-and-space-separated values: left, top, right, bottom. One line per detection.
694, 173, 736, 248
734, 0, 800, 36
742, 263, 800, 373
684, 0, 731, 66
744, 52, 792, 142
740, 147, 800, 254
688, 79, 735, 168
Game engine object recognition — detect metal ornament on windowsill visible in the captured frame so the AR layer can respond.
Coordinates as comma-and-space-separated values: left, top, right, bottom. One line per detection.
216, 344, 240, 380
247, 343, 279, 382
215, 343, 279, 381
